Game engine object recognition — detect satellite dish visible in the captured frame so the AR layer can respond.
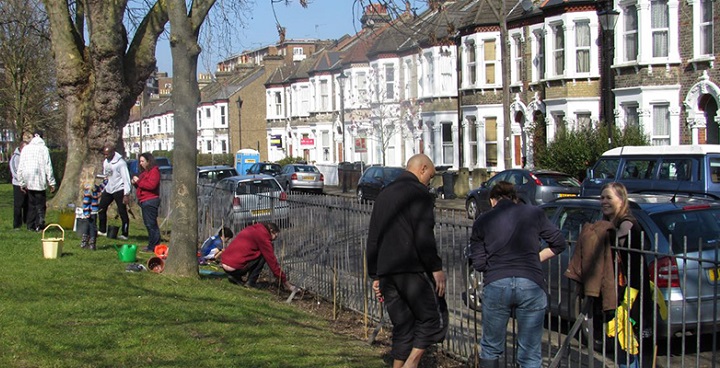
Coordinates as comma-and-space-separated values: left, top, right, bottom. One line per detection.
521, 0, 533, 12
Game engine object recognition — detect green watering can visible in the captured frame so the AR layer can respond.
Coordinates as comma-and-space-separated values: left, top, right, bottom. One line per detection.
114, 244, 137, 263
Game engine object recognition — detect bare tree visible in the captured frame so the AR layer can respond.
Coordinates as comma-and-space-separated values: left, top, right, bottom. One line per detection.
164, 0, 215, 276
164, 0, 307, 276
41, 0, 169, 207
0, 0, 60, 146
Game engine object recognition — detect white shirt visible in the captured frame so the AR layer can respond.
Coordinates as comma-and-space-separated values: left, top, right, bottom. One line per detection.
17, 136, 56, 191
103, 152, 132, 195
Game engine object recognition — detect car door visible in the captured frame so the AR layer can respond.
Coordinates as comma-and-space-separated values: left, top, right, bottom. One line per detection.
364, 167, 382, 199
505, 170, 531, 203
278, 165, 292, 189
475, 171, 509, 213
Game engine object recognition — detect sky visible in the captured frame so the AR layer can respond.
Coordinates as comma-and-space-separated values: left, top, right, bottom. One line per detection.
154, 0, 366, 75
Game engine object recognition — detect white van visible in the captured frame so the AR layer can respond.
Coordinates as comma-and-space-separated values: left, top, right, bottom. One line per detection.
581, 145, 720, 197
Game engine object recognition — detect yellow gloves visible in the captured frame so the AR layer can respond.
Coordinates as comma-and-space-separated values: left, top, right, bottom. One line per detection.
607, 287, 639, 354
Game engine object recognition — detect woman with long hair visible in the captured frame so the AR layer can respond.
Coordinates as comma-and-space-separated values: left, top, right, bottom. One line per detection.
131, 152, 161, 252
601, 182, 654, 368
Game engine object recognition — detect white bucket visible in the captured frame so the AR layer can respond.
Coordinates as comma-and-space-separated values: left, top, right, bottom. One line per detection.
42, 224, 65, 259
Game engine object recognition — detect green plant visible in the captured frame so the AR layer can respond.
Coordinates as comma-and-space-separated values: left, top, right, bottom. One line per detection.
533, 124, 649, 181
276, 156, 305, 166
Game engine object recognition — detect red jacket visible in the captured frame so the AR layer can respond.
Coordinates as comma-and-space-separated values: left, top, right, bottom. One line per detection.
221, 223, 286, 283
133, 166, 160, 203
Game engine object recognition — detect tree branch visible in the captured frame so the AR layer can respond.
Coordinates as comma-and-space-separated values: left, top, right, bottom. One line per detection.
125, 0, 170, 96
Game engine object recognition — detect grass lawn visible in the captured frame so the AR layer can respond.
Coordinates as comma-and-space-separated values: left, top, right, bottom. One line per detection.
0, 184, 386, 368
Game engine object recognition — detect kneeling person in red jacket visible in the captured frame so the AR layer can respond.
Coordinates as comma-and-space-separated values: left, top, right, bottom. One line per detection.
221, 222, 297, 291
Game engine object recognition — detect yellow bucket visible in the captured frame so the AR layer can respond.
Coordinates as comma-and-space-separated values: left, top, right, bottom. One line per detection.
42, 224, 65, 259
58, 211, 75, 230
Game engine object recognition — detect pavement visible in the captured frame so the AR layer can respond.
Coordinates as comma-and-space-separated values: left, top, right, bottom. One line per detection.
323, 185, 468, 212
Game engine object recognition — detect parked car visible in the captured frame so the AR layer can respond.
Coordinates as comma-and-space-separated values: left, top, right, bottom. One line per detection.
464, 193, 720, 339
205, 174, 289, 229
465, 169, 580, 219
356, 166, 405, 202
127, 156, 172, 176
277, 164, 324, 193
197, 165, 238, 183
581, 145, 720, 197
246, 162, 282, 177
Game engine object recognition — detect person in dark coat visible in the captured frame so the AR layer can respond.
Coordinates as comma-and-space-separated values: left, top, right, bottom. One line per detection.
366, 153, 448, 368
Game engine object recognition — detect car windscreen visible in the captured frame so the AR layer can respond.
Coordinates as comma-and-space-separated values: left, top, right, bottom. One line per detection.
236, 179, 281, 195
294, 165, 319, 173
155, 157, 171, 167
261, 165, 280, 172
537, 174, 580, 187
650, 207, 720, 253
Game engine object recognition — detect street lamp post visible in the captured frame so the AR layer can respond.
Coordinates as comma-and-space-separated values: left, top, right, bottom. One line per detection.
598, 3, 619, 148
337, 72, 348, 193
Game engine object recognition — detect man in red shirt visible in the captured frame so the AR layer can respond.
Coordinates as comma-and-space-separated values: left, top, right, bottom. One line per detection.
221, 222, 297, 291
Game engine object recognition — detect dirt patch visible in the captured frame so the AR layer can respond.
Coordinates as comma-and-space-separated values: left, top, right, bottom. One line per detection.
254, 279, 466, 368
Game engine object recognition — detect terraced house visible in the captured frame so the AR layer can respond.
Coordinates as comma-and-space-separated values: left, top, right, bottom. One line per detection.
125, 0, 719, 172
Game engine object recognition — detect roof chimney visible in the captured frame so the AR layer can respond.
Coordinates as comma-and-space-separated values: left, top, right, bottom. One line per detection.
360, 3, 391, 29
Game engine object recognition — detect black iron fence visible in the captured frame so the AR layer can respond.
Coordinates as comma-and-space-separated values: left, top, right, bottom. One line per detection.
193, 190, 719, 367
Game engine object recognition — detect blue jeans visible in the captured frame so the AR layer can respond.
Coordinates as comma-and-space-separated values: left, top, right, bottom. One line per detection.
480, 277, 548, 368
140, 198, 160, 249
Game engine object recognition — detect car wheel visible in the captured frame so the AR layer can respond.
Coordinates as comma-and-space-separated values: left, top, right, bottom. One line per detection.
466, 198, 479, 219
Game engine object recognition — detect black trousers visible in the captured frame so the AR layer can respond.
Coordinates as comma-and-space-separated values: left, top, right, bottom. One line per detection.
380, 272, 449, 361
26, 190, 47, 231
224, 257, 266, 286
13, 185, 28, 228
98, 190, 129, 237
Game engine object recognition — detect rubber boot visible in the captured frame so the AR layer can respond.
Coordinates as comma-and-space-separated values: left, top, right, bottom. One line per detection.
80, 234, 89, 249
88, 236, 97, 251
479, 358, 500, 368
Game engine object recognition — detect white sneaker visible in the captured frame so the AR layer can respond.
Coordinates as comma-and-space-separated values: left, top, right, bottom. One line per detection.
118, 235, 128, 240
98, 231, 107, 237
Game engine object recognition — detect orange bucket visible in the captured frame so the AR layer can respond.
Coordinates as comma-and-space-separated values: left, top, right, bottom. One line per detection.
154, 244, 168, 259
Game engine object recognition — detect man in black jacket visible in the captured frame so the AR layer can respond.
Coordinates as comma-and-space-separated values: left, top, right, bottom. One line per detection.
366, 153, 447, 368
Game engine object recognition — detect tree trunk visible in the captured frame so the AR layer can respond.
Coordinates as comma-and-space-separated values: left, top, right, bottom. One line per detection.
164, 0, 204, 277
42, 0, 168, 208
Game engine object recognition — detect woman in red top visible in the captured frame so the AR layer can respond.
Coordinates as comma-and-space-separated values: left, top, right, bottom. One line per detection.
221, 222, 297, 291
131, 152, 161, 252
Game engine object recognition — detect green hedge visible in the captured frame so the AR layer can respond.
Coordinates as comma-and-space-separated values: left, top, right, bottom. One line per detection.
534, 124, 648, 181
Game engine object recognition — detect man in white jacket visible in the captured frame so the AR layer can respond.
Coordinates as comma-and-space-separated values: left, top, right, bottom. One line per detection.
10, 141, 28, 229
98, 143, 132, 240
17, 132, 56, 231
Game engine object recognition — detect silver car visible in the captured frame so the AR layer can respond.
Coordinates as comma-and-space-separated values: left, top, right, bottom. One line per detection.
540, 193, 720, 338
463, 193, 720, 340
277, 164, 324, 193
465, 169, 581, 219
205, 174, 290, 229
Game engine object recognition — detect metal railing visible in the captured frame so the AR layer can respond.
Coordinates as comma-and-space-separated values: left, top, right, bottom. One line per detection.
194, 191, 719, 367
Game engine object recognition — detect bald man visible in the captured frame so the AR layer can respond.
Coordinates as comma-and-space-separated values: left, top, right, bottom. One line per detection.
366, 154, 448, 368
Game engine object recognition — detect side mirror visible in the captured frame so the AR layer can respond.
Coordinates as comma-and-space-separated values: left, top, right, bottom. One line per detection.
586, 168, 594, 180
